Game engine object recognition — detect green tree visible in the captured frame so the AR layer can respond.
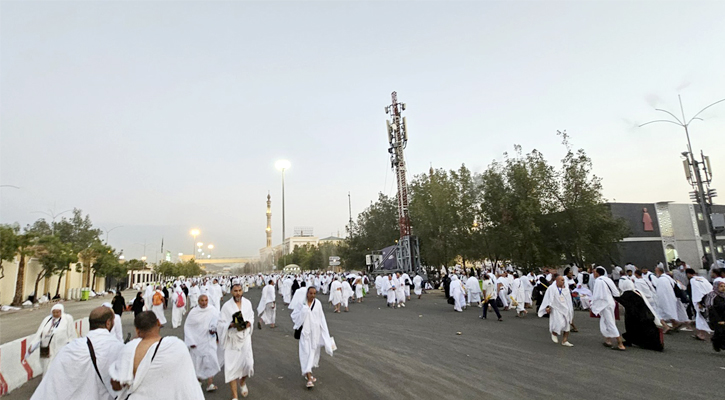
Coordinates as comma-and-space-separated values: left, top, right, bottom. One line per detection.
89, 243, 125, 292
541, 131, 630, 267
1, 224, 40, 306
343, 193, 399, 271
34, 235, 78, 302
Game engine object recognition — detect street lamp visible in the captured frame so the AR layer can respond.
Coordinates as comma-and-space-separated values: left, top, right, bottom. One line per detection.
640, 96, 725, 268
102, 225, 123, 243
275, 159, 291, 266
190, 229, 200, 259
208, 244, 214, 258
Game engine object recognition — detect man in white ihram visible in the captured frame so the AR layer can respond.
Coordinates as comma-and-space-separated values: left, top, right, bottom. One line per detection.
184, 294, 221, 392
591, 266, 626, 351
109, 311, 203, 399
218, 283, 255, 398
290, 286, 336, 389
31, 307, 123, 400
538, 276, 574, 347
257, 279, 277, 329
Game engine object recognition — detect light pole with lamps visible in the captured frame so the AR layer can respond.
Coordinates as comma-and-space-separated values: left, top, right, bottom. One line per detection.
640, 96, 725, 268
208, 244, 214, 258
275, 160, 290, 266
190, 229, 200, 259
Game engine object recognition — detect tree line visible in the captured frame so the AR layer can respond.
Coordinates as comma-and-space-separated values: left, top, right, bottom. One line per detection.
341, 132, 630, 272
0, 209, 204, 306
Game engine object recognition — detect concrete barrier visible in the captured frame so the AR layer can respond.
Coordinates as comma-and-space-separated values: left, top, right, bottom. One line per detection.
0, 317, 89, 395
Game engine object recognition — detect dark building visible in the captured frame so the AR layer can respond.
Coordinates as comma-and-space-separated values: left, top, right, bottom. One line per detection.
604, 202, 724, 270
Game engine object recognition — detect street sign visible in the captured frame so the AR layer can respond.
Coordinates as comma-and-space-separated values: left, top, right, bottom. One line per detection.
329, 256, 341, 266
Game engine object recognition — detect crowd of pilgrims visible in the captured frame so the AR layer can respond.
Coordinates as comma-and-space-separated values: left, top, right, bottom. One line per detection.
438, 260, 725, 351
23, 261, 725, 399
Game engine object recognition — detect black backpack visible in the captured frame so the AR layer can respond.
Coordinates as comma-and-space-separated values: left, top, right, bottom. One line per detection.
582, 273, 590, 285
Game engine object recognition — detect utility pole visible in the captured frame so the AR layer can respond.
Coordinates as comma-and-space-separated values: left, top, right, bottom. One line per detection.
640, 95, 724, 269
348, 191, 353, 239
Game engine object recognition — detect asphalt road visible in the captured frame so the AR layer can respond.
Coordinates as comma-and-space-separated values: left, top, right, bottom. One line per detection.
4, 287, 724, 399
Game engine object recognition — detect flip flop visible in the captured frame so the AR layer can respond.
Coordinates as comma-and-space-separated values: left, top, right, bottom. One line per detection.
603, 342, 612, 348
241, 384, 249, 397
257, 321, 262, 330
306, 381, 315, 389
612, 347, 626, 351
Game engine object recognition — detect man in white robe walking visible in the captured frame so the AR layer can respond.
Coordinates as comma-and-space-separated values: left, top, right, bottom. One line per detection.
218, 283, 255, 398
450, 275, 465, 312
257, 279, 277, 329
31, 307, 123, 400
188, 281, 201, 309
184, 294, 221, 392
591, 267, 625, 350
538, 276, 574, 347
151, 286, 167, 326
687, 268, 714, 340
384, 274, 397, 307
109, 311, 203, 399
413, 274, 423, 299
290, 286, 336, 389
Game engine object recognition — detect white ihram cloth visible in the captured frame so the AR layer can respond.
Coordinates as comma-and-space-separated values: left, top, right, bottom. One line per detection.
290, 288, 336, 376
413, 275, 423, 296
375, 275, 383, 296
283, 278, 293, 303
523, 274, 535, 304
591, 276, 621, 338
143, 285, 154, 311
394, 277, 405, 304
384, 278, 396, 304
329, 280, 343, 305
449, 276, 465, 312
217, 297, 255, 382
188, 285, 200, 309
538, 285, 574, 335
401, 273, 411, 298
208, 283, 223, 310
109, 336, 203, 399
30, 305, 76, 372
171, 288, 187, 329
512, 278, 526, 312
355, 279, 364, 298
257, 284, 276, 325
151, 290, 167, 326
341, 281, 354, 307
30, 329, 123, 400
466, 277, 482, 304
634, 277, 658, 310
690, 276, 713, 333
184, 304, 221, 380
655, 275, 684, 321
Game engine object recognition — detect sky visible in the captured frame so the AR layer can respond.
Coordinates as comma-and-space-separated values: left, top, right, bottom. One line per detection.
1, 1, 724, 260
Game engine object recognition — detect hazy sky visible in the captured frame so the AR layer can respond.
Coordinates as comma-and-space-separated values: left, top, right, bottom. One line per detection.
2, 1, 724, 260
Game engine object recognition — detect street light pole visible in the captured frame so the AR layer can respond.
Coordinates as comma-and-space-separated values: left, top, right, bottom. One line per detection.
275, 160, 291, 267
640, 96, 724, 268
190, 229, 200, 260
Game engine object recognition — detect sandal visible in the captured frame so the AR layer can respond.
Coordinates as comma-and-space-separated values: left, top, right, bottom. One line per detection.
241, 383, 249, 397
306, 380, 315, 388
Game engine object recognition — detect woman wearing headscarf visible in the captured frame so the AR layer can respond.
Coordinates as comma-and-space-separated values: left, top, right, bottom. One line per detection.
28, 304, 76, 372
705, 278, 725, 352
290, 286, 335, 389
131, 292, 145, 318
617, 279, 666, 351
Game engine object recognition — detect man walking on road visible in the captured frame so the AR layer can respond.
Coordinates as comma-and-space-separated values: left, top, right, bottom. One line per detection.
31, 307, 123, 400
218, 283, 255, 398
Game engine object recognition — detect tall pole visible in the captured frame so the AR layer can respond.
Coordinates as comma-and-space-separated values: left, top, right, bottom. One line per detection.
348, 191, 353, 238
640, 95, 724, 268
282, 167, 286, 267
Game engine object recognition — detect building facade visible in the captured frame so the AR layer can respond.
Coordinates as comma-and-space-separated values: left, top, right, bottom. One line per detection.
606, 202, 724, 270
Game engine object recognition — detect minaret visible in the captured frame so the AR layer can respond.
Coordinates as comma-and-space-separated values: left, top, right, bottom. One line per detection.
266, 193, 272, 247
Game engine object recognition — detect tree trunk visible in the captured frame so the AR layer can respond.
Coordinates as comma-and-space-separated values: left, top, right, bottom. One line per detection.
54, 269, 65, 298
85, 262, 91, 288
33, 271, 44, 304
91, 271, 97, 292
11, 254, 27, 306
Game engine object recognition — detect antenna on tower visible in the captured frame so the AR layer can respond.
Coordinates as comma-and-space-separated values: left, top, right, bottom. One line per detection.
383, 91, 420, 275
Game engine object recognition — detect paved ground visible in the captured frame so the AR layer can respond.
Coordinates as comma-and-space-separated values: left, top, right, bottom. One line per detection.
3, 287, 724, 399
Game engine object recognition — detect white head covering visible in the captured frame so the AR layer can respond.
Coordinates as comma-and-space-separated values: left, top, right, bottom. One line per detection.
289, 286, 313, 311
51, 304, 64, 313
102, 302, 112, 308
714, 277, 724, 287
619, 279, 635, 292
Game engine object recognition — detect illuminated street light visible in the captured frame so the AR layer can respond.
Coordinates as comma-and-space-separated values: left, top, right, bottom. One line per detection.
190, 229, 200, 259
207, 244, 214, 258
